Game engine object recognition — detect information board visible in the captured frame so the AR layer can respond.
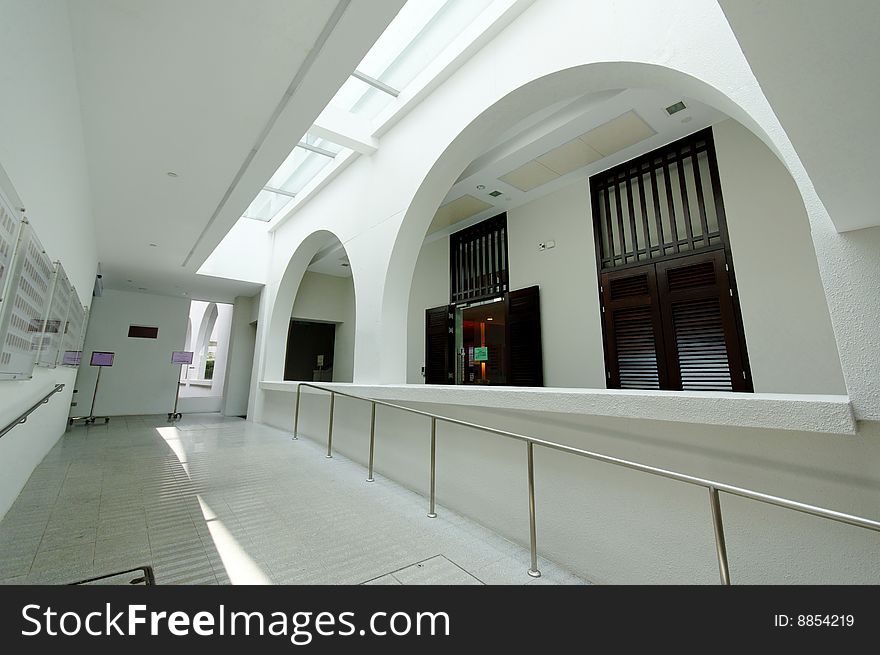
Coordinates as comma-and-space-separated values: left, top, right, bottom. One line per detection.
171, 351, 194, 365
60, 300, 86, 367
0, 188, 20, 304
90, 351, 115, 367
35, 262, 72, 367
0, 221, 54, 380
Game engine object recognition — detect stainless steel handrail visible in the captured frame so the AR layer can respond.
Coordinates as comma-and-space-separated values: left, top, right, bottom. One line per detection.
0, 383, 65, 440
293, 382, 880, 584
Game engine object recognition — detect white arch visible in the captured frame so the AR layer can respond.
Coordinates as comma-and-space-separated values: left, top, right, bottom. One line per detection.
263, 230, 356, 382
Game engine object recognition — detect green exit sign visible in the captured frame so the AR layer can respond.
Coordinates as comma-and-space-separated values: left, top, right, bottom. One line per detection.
474, 347, 488, 361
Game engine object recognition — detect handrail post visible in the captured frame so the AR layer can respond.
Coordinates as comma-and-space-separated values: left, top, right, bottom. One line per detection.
326, 391, 335, 458
292, 384, 301, 440
366, 401, 376, 482
427, 417, 437, 518
709, 486, 731, 585
527, 441, 541, 578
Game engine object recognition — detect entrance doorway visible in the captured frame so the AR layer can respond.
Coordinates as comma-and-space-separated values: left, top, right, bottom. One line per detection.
284, 320, 336, 381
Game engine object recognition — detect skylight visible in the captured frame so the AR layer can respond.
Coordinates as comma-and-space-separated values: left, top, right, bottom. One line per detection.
243, 134, 344, 222
327, 0, 494, 120
242, 0, 504, 224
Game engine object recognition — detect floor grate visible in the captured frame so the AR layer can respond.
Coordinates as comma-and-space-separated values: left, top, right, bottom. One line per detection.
70, 566, 156, 586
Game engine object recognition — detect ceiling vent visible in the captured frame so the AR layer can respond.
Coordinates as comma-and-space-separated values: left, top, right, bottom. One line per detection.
665, 101, 687, 115
488, 190, 503, 197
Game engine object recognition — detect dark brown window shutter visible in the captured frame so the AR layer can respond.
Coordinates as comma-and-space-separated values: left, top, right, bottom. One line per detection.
506, 286, 543, 387
600, 265, 668, 389
655, 251, 750, 391
425, 305, 454, 384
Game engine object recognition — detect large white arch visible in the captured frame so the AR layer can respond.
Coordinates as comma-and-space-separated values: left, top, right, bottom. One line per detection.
261, 0, 877, 418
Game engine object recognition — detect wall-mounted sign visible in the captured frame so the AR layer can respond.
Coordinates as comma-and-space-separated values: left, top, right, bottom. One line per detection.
36, 262, 72, 367
0, 220, 54, 380
90, 351, 115, 367
474, 346, 488, 362
61, 351, 82, 366
171, 350, 193, 365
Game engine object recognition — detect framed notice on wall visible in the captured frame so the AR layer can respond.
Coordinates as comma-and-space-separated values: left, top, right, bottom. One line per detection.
35, 262, 73, 368
0, 220, 54, 380
60, 300, 86, 368
0, 186, 21, 303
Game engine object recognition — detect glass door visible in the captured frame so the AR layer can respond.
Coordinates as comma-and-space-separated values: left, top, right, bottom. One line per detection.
454, 297, 507, 385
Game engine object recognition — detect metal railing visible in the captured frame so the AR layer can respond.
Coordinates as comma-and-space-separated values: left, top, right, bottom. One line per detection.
0, 383, 65, 440
293, 382, 880, 583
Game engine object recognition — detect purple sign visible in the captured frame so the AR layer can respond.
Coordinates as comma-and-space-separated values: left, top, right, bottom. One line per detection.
90, 351, 115, 366
171, 351, 194, 365
62, 351, 82, 366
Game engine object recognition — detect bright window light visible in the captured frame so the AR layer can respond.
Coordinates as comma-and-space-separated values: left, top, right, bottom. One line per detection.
245, 133, 345, 222
244, 188, 294, 222
328, 0, 494, 119
240, 0, 502, 225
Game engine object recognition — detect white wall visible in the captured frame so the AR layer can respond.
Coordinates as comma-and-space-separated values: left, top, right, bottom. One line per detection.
265, 385, 880, 584
713, 119, 846, 394
0, 0, 98, 519
406, 238, 448, 383
222, 294, 257, 417
405, 120, 846, 394
75, 289, 188, 416
507, 182, 606, 388
290, 271, 355, 383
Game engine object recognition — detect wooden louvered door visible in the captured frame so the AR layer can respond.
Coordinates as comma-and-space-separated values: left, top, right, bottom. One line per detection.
425, 305, 454, 384
506, 286, 543, 386
600, 265, 669, 390
655, 251, 751, 391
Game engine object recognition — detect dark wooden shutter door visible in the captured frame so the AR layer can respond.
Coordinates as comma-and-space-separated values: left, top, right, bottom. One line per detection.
506, 286, 543, 386
425, 305, 453, 384
600, 265, 668, 389
655, 251, 750, 391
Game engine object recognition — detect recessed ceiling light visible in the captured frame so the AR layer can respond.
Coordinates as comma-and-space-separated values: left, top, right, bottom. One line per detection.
476, 184, 486, 190
138, 287, 147, 291
488, 190, 502, 197
166, 171, 178, 178
127, 279, 133, 283
340, 262, 350, 267
149, 243, 157, 247
487, 317, 493, 321
665, 101, 687, 115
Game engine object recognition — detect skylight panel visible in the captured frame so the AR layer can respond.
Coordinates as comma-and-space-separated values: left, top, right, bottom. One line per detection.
327, 0, 494, 120
359, 0, 493, 93
244, 189, 293, 222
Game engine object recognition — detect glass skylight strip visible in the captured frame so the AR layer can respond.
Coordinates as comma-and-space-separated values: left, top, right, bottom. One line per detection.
296, 141, 338, 158
351, 70, 400, 97
244, 188, 293, 222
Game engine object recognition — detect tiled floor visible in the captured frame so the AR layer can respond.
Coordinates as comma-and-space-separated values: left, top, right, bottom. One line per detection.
0, 414, 586, 585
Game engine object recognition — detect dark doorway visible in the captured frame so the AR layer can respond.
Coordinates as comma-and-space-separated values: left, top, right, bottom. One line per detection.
284, 320, 336, 381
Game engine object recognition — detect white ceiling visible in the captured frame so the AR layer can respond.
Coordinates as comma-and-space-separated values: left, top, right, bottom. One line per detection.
720, 0, 880, 232
67, 0, 404, 301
